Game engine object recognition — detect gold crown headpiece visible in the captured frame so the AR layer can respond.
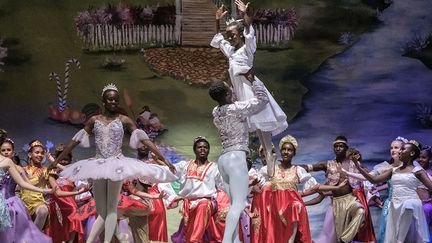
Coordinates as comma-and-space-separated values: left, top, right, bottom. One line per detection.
101, 83, 119, 97
29, 140, 44, 149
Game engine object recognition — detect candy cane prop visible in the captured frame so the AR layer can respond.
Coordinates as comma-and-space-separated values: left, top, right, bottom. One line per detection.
63, 58, 81, 108
49, 72, 64, 111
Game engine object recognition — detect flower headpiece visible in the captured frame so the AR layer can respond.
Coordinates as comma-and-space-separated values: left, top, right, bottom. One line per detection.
395, 136, 408, 143
101, 83, 119, 97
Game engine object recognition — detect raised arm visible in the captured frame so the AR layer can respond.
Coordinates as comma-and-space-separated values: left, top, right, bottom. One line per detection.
235, 0, 251, 33
215, 4, 228, 33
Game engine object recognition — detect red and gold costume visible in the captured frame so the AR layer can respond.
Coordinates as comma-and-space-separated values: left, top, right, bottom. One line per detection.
250, 166, 272, 243
266, 165, 313, 243
46, 176, 84, 243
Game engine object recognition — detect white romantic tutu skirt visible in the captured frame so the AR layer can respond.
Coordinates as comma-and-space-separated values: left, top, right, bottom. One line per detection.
60, 155, 178, 182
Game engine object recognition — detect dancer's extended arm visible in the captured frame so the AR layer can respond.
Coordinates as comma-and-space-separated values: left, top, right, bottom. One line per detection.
122, 115, 176, 173
48, 175, 88, 197
54, 116, 95, 166
1, 157, 52, 194
352, 154, 392, 184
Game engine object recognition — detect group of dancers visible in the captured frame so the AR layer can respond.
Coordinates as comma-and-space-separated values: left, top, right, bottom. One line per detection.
0, 0, 432, 242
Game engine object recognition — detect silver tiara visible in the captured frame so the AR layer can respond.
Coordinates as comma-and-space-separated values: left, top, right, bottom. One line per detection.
101, 83, 118, 96
225, 18, 243, 25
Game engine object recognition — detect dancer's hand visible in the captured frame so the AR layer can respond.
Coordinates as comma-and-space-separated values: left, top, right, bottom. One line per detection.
43, 187, 55, 195
337, 179, 348, 189
241, 68, 255, 82
156, 191, 167, 199
216, 5, 228, 20
235, 0, 250, 14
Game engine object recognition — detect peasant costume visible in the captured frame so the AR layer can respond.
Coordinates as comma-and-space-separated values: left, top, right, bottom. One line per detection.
45, 173, 84, 243
61, 118, 177, 183
384, 166, 431, 243
266, 165, 315, 243
211, 26, 288, 136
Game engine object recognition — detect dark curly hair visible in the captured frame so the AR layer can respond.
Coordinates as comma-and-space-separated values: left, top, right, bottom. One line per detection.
209, 81, 229, 102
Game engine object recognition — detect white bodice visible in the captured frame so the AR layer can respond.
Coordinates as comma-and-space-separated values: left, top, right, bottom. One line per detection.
93, 118, 124, 158
391, 166, 422, 204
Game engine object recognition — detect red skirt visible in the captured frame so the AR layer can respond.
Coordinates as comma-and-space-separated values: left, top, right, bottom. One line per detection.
267, 189, 312, 243
352, 188, 376, 243
148, 185, 168, 242
46, 195, 84, 243
250, 185, 272, 243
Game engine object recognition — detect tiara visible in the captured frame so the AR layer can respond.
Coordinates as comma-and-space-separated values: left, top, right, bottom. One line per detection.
408, 140, 420, 150
395, 136, 408, 143
4, 138, 14, 144
225, 18, 243, 25
101, 83, 119, 96
30, 140, 44, 149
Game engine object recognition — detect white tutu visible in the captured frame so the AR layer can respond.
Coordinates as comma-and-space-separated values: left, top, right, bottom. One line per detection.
61, 155, 177, 183
61, 120, 178, 182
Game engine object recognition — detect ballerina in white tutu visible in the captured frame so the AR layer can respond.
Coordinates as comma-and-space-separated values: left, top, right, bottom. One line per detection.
56, 83, 177, 243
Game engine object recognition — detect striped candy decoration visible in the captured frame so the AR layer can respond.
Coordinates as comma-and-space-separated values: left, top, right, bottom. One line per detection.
49, 58, 81, 112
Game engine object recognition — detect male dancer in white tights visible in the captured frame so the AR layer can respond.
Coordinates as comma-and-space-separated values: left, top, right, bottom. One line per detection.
209, 70, 268, 243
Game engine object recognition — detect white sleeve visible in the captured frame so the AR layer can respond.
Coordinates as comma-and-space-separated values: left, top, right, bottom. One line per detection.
244, 25, 256, 56
158, 183, 178, 207
230, 80, 269, 118
297, 166, 318, 191
72, 129, 90, 148
174, 160, 189, 178
210, 33, 234, 58
129, 129, 149, 149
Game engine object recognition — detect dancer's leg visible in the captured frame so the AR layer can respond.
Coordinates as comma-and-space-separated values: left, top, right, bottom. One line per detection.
219, 151, 249, 243
87, 179, 108, 243
396, 209, 414, 243
256, 130, 274, 177
103, 180, 123, 242
34, 204, 49, 230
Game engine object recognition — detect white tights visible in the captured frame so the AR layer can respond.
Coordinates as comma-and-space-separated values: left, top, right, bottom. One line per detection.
86, 179, 123, 243
218, 150, 249, 243
256, 130, 275, 177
